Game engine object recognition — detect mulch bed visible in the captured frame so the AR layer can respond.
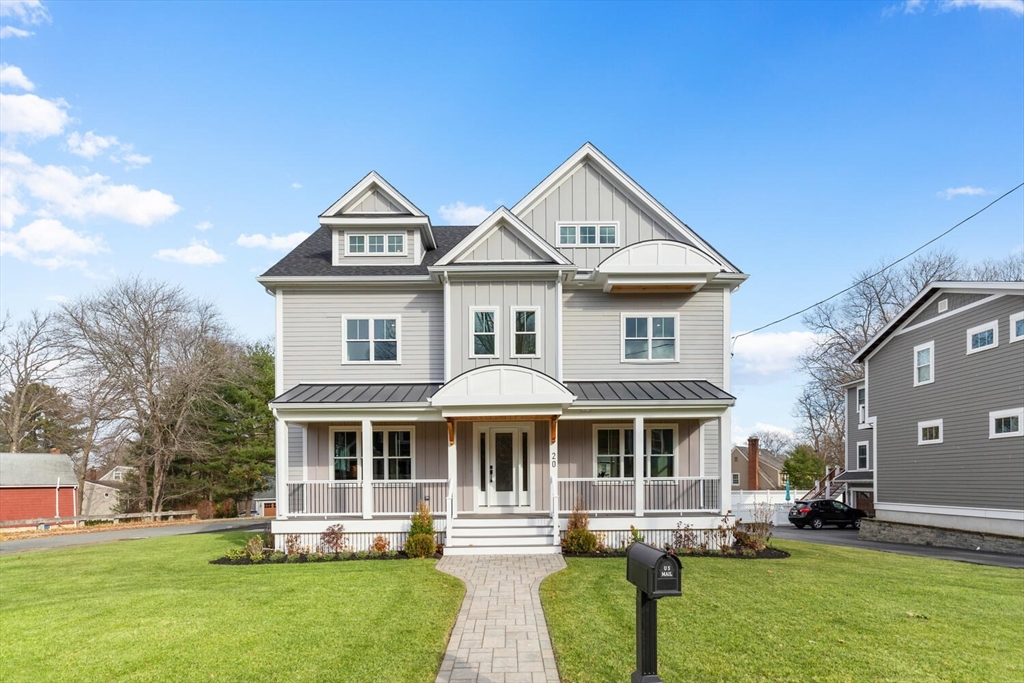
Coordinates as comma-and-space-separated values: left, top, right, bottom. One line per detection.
563, 546, 790, 560
210, 551, 444, 565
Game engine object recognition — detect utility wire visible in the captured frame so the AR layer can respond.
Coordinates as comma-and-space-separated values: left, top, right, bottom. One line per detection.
730, 181, 1024, 354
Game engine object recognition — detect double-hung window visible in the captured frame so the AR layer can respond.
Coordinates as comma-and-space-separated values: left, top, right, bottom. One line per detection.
856, 386, 866, 423
511, 307, 539, 357
732, 473, 740, 486
470, 308, 498, 357
332, 430, 360, 480
594, 426, 675, 478
1010, 312, 1024, 343
913, 341, 934, 386
989, 408, 1023, 439
373, 429, 413, 480
622, 314, 677, 361
557, 222, 619, 247
856, 442, 869, 470
966, 321, 998, 355
344, 317, 399, 363
918, 419, 943, 445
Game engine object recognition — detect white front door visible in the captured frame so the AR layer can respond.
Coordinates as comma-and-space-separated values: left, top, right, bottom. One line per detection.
478, 425, 532, 509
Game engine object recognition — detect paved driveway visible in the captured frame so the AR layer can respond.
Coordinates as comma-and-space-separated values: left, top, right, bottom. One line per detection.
772, 523, 1023, 569
0, 519, 266, 556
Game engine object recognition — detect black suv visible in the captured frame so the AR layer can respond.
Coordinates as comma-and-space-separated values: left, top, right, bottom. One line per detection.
788, 499, 867, 530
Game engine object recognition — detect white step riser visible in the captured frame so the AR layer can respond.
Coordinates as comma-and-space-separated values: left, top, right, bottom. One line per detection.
451, 526, 551, 538
443, 545, 562, 556
448, 537, 555, 548
453, 517, 552, 528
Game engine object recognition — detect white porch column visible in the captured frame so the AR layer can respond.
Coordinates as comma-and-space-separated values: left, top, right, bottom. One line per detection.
447, 419, 458, 522
361, 419, 373, 519
275, 417, 288, 519
550, 417, 560, 546
719, 414, 731, 515
633, 415, 644, 517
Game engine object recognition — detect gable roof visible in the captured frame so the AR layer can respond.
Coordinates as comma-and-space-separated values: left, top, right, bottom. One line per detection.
511, 142, 743, 274
434, 207, 573, 268
0, 452, 79, 487
731, 445, 785, 471
319, 171, 435, 249
852, 281, 1024, 363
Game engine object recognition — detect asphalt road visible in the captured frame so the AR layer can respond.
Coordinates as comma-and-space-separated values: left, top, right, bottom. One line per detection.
0, 518, 267, 556
772, 523, 1023, 569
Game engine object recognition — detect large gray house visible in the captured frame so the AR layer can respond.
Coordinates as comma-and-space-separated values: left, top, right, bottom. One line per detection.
848, 281, 1024, 548
257, 143, 747, 554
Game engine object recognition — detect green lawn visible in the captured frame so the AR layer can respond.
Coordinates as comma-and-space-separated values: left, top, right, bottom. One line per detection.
541, 540, 1024, 683
0, 532, 464, 683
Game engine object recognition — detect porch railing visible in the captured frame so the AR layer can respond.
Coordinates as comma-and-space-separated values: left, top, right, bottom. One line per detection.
286, 481, 362, 517
644, 477, 720, 512
372, 480, 448, 515
558, 478, 635, 514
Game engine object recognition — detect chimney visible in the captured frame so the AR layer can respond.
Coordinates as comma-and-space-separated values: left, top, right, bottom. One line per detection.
747, 437, 760, 491
50, 448, 60, 454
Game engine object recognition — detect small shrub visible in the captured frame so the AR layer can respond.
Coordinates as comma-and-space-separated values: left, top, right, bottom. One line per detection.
284, 535, 302, 555
567, 497, 589, 532
354, 550, 368, 559
196, 500, 215, 520
225, 548, 246, 561
307, 552, 325, 562
267, 551, 285, 562
244, 534, 265, 561
409, 501, 434, 538
629, 525, 645, 545
672, 523, 707, 554
322, 524, 347, 554
405, 532, 436, 558
286, 553, 302, 563
564, 528, 598, 554
594, 531, 607, 552
370, 535, 390, 553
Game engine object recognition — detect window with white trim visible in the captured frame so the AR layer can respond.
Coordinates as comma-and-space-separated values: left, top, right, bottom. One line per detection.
470, 308, 498, 357
913, 341, 934, 386
594, 426, 676, 478
557, 222, 619, 247
344, 317, 399, 363
966, 320, 998, 355
622, 315, 677, 361
111, 469, 124, 481
332, 429, 360, 480
346, 232, 405, 256
918, 419, 943, 445
1010, 312, 1024, 343
732, 473, 740, 486
856, 442, 869, 470
511, 307, 539, 357
989, 408, 1023, 439
373, 428, 413, 480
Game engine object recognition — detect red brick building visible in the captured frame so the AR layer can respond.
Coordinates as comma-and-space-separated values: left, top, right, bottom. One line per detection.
0, 452, 79, 524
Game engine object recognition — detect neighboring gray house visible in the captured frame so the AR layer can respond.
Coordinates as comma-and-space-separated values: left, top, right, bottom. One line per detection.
81, 466, 136, 516
850, 281, 1024, 545
838, 378, 875, 514
258, 143, 748, 554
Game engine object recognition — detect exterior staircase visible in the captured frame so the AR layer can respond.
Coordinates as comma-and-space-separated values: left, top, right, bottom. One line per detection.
801, 465, 846, 501
443, 514, 561, 556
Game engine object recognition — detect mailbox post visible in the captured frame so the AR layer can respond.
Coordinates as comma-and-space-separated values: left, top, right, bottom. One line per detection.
625, 542, 682, 683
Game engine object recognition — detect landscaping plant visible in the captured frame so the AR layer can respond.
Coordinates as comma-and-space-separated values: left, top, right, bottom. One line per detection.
322, 524, 348, 555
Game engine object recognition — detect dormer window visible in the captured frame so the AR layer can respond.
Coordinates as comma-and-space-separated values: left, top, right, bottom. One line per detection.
557, 222, 619, 247
345, 232, 406, 256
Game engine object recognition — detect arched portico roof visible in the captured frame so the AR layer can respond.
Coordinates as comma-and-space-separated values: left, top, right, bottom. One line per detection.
430, 365, 576, 417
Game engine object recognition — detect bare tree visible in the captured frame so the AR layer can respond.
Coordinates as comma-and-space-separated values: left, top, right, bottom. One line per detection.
65, 372, 127, 513
59, 277, 234, 513
0, 310, 70, 452
748, 428, 795, 459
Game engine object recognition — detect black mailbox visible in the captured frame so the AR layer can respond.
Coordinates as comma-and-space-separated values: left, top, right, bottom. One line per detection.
625, 542, 682, 683
627, 542, 682, 598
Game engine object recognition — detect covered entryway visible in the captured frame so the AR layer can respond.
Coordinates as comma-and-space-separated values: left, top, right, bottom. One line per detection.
474, 423, 533, 510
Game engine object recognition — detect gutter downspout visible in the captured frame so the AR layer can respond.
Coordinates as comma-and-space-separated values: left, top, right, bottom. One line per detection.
55, 477, 60, 519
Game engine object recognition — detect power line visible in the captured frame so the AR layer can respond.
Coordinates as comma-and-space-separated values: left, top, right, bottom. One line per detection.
730, 181, 1024, 353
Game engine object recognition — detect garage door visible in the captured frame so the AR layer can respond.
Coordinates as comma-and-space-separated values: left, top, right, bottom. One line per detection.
263, 502, 277, 517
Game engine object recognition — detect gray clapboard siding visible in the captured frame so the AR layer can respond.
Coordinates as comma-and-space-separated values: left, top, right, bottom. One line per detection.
910, 292, 989, 326
463, 225, 548, 262
518, 161, 689, 270
288, 425, 304, 482
703, 421, 719, 478
562, 288, 725, 384
846, 385, 872, 470
869, 294, 1023, 510
334, 229, 417, 266
346, 188, 406, 214
449, 279, 559, 377
281, 287, 443, 387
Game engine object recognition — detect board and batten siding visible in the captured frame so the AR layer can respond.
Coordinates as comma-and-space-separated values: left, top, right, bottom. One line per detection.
846, 385, 872, 471
346, 188, 406, 214
463, 225, 546, 262
869, 294, 1023, 511
562, 288, 725, 385
517, 161, 690, 270
449, 279, 559, 377
455, 420, 551, 513
280, 287, 443, 388
333, 229, 418, 266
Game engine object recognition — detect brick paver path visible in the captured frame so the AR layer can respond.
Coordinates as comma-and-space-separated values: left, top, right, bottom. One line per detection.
435, 554, 566, 683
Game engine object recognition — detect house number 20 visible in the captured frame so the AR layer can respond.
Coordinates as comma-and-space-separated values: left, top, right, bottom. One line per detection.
550, 450, 557, 468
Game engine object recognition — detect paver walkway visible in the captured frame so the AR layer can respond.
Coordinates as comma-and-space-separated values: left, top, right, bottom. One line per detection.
435, 554, 566, 683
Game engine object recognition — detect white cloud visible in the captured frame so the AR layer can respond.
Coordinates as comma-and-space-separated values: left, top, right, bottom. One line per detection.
195, 220, 213, 231
0, 1, 51, 24
438, 201, 492, 225
1, 218, 106, 270
1, 151, 179, 226
0, 92, 69, 137
45, 294, 69, 303
66, 130, 118, 159
942, 0, 1024, 14
731, 422, 797, 448
0, 26, 32, 38
0, 63, 33, 90
731, 330, 820, 386
235, 232, 309, 250
937, 185, 988, 200
291, 182, 302, 189
117, 151, 151, 168
154, 239, 225, 266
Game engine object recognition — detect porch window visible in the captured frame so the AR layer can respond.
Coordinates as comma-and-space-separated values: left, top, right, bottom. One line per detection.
622, 315, 677, 361
511, 307, 539, 357
372, 429, 413, 480
966, 321, 998, 355
913, 341, 934, 386
647, 428, 675, 477
989, 408, 1023, 439
333, 430, 359, 480
344, 317, 399, 363
596, 428, 634, 478
471, 308, 498, 357
856, 442, 869, 470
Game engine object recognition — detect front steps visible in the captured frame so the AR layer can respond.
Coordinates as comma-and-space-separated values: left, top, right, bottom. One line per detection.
444, 514, 561, 556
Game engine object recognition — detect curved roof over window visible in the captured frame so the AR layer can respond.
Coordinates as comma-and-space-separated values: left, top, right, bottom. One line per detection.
595, 240, 723, 293
430, 365, 576, 417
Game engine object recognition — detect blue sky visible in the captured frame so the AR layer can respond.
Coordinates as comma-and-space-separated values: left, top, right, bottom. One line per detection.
1, 0, 1022, 444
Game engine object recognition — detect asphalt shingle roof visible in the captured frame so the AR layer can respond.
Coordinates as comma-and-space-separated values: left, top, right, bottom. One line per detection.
0, 452, 79, 487
260, 225, 475, 278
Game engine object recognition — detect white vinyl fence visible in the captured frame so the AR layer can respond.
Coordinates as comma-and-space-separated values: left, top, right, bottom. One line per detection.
731, 490, 810, 526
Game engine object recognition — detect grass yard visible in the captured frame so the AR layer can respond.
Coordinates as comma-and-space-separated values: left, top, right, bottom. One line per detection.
541, 540, 1024, 683
0, 532, 464, 683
